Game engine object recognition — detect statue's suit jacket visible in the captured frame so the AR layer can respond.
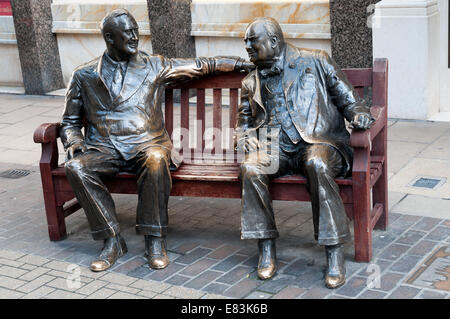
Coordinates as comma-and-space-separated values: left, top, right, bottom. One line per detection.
61, 51, 242, 168
235, 44, 371, 175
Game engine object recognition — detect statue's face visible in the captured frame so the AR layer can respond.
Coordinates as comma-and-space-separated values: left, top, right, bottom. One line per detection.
244, 22, 276, 65
107, 14, 139, 58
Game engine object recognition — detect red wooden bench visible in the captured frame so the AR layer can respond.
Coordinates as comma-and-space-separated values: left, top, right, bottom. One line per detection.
33, 58, 388, 262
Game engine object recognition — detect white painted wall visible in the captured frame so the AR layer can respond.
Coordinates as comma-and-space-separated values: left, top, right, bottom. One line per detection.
373, 0, 440, 120
0, 16, 23, 87
438, 0, 450, 113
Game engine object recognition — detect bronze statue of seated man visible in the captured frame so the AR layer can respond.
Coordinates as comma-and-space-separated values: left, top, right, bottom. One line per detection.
60, 9, 253, 272
235, 17, 373, 288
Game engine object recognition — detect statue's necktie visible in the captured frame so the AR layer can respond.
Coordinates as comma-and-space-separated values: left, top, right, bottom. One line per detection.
111, 63, 124, 99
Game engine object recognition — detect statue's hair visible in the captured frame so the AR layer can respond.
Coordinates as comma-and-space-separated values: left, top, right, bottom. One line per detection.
247, 17, 285, 44
100, 9, 135, 35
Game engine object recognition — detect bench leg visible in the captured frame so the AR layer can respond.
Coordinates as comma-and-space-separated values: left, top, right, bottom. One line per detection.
352, 150, 372, 262
373, 128, 388, 231
42, 190, 67, 241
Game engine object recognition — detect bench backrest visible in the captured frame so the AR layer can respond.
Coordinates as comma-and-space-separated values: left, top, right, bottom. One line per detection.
164, 62, 386, 163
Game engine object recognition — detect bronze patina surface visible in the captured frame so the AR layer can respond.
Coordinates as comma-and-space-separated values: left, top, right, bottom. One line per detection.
60, 9, 252, 272
235, 17, 373, 288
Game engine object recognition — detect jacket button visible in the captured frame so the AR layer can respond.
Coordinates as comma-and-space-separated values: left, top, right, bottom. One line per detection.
289, 62, 296, 69
305, 67, 312, 73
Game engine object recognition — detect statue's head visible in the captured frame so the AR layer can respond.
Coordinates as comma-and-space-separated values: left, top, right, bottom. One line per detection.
100, 9, 139, 61
244, 17, 285, 66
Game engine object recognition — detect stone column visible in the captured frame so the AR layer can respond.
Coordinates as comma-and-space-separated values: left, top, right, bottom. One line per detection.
330, 0, 381, 68
147, 0, 196, 58
373, 0, 440, 119
10, 0, 64, 95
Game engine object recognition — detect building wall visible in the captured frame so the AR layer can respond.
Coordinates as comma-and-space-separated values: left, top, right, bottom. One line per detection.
0, 3, 23, 88
51, 0, 152, 85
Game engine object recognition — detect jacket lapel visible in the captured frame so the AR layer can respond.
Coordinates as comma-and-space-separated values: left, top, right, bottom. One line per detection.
96, 53, 114, 103
282, 44, 302, 97
115, 52, 151, 105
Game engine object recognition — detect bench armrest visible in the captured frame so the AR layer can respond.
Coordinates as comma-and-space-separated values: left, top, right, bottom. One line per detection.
33, 122, 61, 144
350, 105, 386, 149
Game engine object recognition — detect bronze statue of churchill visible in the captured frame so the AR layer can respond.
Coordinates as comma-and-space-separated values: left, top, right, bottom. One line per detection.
235, 17, 373, 288
60, 9, 252, 272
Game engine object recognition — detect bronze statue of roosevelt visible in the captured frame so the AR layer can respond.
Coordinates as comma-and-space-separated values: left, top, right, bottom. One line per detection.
235, 17, 373, 288
60, 9, 252, 272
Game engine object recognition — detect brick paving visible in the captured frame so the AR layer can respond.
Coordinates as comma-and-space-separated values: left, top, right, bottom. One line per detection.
0, 94, 450, 299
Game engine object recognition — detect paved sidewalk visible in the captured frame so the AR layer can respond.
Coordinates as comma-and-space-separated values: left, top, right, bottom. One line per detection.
0, 93, 449, 299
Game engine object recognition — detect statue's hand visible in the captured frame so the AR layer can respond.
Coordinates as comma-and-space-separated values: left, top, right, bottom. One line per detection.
66, 143, 87, 161
235, 60, 255, 73
350, 113, 374, 131
244, 136, 261, 152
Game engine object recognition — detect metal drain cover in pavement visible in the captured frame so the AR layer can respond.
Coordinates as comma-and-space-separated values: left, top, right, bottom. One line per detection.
411, 177, 445, 189
0, 169, 31, 179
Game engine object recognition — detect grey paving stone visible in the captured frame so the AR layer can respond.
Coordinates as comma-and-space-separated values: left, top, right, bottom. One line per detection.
358, 289, 387, 299
100, 272, 138, 286
412, 217, 442, 231
108, 291, 146, 299
387, 285, 421, 299
127, 265, 154, 279
281, 257, 316, 276
0, 265, 28, 278
395, 230, 427, 246
165, 274, 191, 286
289, 268, 324, 289
85, 288, 116, 299
425, 226, 450, 241
390, 255, 423, 273
409, 240, 439, 257
379, 244, 411, 260
16, 274, 55, 293
272, 286, 305, 299
223, 278, 260, 298
16, 254, 49, 266
170, 241, 202, 254
357, 259, 392, 278
202, 283, 230, 296
146, 262, 185, 282
0, 287, 25, 299
207, 244, 241, 260
245, 291, 273, 299
164, 285, 205, 299
212, 254, 248, 272
375, 272, 404, 292
216, 266, 253, 285
184, 270, 223, 290
21, 286, 55, 299
418, 290, 448, 299
75, 280, 108, 296
130, 279, 171, 293
257, 274, 298, 294
335, 276, 368, 297
45, 289, 85, 299
175, 248, 213, 265
180, 258, 218, 277
389, 215, 421, 232
111, 256, 147, 275
0, 275, 26, 290
106, 283, 140, 295
0, 249, 25, 260
300, 287, 331, 299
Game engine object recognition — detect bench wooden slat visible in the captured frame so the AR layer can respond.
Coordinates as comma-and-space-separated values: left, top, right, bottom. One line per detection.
196, 88, 206, 152
342, 68, 373, 87
164, 88, 174, 138
213, 88, 222, 154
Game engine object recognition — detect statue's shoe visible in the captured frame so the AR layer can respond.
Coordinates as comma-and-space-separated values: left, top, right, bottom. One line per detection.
324, 244, 346, 289
90, 236, 127, 272
146, 236, 170, 270
257, 239, 277, 280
